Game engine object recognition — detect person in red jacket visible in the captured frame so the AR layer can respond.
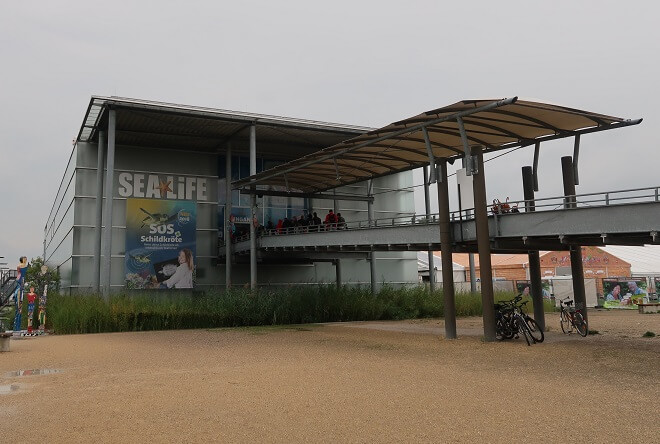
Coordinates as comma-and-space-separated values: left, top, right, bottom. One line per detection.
26, 286, 38, 334
324, 209, 337, 230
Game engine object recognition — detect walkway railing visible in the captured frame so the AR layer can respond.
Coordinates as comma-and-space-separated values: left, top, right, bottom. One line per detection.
229, 185, 660, 243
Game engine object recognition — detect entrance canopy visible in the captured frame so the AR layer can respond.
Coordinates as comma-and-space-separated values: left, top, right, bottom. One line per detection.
233, 97, 641, 194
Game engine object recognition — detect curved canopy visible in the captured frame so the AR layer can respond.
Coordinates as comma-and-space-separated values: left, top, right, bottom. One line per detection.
233, 97, 641, 194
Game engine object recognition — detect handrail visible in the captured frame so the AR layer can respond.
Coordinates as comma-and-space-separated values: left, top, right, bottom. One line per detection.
229, 185, 660, 243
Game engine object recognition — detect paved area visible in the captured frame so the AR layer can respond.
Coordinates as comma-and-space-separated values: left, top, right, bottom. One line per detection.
0, 310, 658, 443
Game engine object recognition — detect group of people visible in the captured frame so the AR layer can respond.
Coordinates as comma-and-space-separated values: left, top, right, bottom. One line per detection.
605, 281, 647, 304
265, 210, 346, 235
491, 197, 520, 215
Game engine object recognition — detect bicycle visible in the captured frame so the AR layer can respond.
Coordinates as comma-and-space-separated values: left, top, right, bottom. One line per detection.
559, 297, 588, 337
495, 296, 544, 345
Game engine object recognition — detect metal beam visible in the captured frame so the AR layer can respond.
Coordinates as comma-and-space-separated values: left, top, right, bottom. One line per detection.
92, 131, 105, 293
523, 165, 545, 331
422, 128, 437, 183
249, 124, 257, 290
562, 156, 587, 326
241, 188, 374, 202
101, 110, 116, 299
225, 142, 232, 289
472, 146, 496, 341
437, 160, 456, 339
423, 166, 435, 293
573, 134, 580, 185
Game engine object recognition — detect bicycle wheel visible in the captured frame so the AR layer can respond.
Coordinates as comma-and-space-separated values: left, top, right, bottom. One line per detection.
517, 316, 531, 346
573, 312, 588, 337
525, 316, 544, 343
560, 311, 571, 334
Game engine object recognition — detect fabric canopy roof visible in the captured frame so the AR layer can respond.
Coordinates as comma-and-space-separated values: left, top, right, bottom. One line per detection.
233, 97, 641, 195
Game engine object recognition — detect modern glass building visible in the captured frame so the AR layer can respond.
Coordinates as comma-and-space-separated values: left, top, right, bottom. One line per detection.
44, 96, 418, 293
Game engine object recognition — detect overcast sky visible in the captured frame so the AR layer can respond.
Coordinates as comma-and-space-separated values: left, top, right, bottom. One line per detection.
1, 1, 658, 267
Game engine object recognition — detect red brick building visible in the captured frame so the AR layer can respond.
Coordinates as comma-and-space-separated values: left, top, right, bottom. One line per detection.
448, 246, 631, 294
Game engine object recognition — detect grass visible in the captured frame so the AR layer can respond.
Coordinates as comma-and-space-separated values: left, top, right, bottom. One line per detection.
39, 286, 557, 335
642, 331, 656, 337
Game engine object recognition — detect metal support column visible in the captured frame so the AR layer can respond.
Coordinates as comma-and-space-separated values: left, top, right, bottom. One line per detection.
225, 143, 232, 289
92, 131, 105, 293
472, 147, 496, 341
101, 110, 116, 299
523, 166, 545, 331
468, 251, 477, 293
561, 156, 587, 326
423, 166, 436, 293
335, 259, 342, 289
437, 160, 456, 339
249, 124, 257, 290
367, 180, 376, 295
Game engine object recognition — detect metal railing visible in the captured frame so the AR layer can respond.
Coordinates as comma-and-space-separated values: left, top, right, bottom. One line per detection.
229, 185, 660, 243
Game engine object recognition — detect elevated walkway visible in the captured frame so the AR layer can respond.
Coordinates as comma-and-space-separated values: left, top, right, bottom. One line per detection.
223, 187, 660, 261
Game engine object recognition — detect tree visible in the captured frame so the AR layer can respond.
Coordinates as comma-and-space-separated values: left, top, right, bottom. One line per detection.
25, 257, 60, 293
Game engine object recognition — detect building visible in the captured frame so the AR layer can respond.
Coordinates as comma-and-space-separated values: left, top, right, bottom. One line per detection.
44, 97, 417, 293
448, 246, 633, 295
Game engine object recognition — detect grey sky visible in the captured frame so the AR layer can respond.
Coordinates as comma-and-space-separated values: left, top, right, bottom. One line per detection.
1, 1, 658, 266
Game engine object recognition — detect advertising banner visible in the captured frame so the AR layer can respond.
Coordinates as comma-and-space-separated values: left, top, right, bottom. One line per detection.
515, 280, 552, 298
125, 198, 196, 289
601, 278, 647, 309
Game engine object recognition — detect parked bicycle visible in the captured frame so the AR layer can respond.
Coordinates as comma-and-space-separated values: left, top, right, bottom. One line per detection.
495, 296, 544, 345
559, 297, 588, 337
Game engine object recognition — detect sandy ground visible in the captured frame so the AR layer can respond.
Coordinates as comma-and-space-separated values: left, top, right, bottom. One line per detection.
0, 310, 658, 443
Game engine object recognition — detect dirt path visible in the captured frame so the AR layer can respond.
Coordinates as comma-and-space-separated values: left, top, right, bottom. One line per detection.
1, 310, 658, 443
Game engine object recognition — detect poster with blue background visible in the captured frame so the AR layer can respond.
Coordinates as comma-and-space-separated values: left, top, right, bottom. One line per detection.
125, 198, 196, 289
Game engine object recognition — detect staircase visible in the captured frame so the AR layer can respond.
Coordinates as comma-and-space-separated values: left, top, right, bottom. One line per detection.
0, 270, 18, 331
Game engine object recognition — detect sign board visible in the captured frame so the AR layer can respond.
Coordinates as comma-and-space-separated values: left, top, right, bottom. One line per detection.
601, 278, 647, 309
124, 198, 196, 289
456, 168, 474, 210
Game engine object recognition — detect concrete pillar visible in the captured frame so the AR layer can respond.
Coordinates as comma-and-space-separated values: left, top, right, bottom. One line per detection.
92, 131, 105, 293
437, 160, 456, 339
472, 147, 496, 341
249, 124, 257, 290
101, 110, 116, 299
522, 166, 545, 331
423, 166, 436, 293
561, 156, 587, 326
225, 143, 232, 289
335, 259, 342, 290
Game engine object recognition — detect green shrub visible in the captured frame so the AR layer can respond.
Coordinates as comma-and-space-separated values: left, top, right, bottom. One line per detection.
44, 286, 555, 335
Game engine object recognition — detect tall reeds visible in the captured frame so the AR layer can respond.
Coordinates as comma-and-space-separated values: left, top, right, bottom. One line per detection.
45, 286, 555, 334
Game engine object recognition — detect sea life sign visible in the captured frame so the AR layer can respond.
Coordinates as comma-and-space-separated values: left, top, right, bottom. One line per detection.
124, 198, 197, 289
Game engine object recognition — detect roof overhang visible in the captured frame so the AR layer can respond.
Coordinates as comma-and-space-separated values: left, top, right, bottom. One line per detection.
233, 97, 642, 194
77, 96, 373, 158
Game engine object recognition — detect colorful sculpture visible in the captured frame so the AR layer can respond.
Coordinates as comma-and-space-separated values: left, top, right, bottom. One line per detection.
12, 257, 28, 334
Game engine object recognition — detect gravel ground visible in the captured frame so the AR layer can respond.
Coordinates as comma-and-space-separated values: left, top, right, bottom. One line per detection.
0, 310, 657, 443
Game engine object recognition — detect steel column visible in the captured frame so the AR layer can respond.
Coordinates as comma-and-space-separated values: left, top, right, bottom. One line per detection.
92, 131, 105, 293
437, 160, 456, 339
561, 156, 587, 326
423, 166, 436, 292
225, 143, 232, 289
468, 252, 477, 293
249, 124, 257, 290
523, 166, 545, 331
101, 110, 116, 299
367, 179, 376, 294
472, 147, 496, 341
335, 259, 342, 289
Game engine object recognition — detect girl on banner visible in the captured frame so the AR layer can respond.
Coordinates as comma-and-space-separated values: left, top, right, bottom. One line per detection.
161, 248, 194, 289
